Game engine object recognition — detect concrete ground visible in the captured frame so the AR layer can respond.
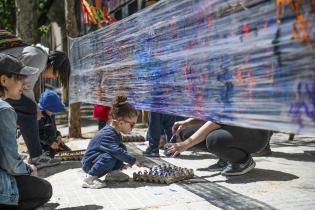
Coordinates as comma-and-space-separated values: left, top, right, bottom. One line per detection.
30, 121, 315, 210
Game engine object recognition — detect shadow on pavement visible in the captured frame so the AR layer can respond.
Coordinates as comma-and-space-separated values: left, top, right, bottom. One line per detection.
268, 151, 315, 162
38, 161, 82, 178
272, 140, 315, 148
106, 180, 165, 188
211, 168, 299, 183
42, 202, 103, 210
59, 205, 103, 210
129, 144, 279, 209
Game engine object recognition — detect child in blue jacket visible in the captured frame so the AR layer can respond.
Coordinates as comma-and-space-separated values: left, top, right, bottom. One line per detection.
82, 94, 141, 189
38, 90, 71, 159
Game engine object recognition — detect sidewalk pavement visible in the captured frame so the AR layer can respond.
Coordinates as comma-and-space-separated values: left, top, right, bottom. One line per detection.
36, 125, 315, 210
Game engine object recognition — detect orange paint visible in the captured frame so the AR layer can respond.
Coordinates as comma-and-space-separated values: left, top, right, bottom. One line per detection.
207, 16, 212, 31
276, 0, 310, 42
236, 67, 243, 84
95, 0, 99, 9
248, 71, 256, 102
276, 0, 287, 23
242, 23, 249, 37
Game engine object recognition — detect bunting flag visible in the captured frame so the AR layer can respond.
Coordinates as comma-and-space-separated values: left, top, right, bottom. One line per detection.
80, 0, 114, 26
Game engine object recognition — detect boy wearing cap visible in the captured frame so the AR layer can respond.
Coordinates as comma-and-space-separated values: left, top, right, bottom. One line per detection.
0, 53, 52, 209
38, 90, 71, 158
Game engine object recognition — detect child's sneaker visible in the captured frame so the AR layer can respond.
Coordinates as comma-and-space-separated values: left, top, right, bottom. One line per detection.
105, 170, 129, 182
29, 152, 60, 169
82, 175, 106, 189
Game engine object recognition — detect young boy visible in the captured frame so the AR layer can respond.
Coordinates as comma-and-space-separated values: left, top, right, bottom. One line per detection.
38, 90, 71, 158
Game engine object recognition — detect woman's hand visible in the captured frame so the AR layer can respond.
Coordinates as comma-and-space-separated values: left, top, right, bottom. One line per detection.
120, 163, 129, 170
168, 142, 189, 157
121, 160, 142, 170
172, 120, 189, 134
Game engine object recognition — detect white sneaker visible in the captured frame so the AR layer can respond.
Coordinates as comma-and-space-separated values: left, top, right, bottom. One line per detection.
82, 175, 106, 189
29, 152, 60, 169
105, 170, 129, 182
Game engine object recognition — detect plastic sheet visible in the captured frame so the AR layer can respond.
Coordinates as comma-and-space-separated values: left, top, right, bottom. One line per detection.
68, 0, 315, 135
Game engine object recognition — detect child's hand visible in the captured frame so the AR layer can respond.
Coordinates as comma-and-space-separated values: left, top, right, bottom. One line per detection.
29, 164, 38, 176
50, 142, 59, 150
120, 163, 129, 170
135, 160, 142, 167
36, 107, 43, 120
56, 135, 62, 145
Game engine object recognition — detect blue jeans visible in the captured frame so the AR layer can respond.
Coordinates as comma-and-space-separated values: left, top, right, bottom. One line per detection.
6, 95, 42, 158
146, 112, 178, 150
83, 153, 123, 177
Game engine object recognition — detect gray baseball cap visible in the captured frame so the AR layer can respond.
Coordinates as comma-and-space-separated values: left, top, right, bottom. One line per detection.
0, 53, 38, 76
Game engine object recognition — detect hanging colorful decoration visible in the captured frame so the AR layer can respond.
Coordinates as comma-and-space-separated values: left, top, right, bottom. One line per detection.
80, 0, 114, 27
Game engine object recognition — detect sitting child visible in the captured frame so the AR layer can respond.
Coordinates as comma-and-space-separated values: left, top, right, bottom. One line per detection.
38, 90, 71, 158
82, 94, 141, 189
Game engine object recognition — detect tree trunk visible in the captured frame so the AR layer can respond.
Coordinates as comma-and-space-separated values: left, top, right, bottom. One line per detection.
15, 0, 39, 44
65, 0, 81, 138
49, 0, 69, 104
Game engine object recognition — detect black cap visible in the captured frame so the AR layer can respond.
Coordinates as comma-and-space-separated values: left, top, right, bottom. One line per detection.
0, 53, 38, 76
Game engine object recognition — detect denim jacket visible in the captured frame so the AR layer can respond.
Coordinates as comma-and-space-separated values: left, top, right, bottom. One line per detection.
0, 99, 32, 205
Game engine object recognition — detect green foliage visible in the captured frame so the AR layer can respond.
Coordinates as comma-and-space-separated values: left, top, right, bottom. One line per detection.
0, 0, 54, 33
39, 25, 50, 34
0, 0, 16, 32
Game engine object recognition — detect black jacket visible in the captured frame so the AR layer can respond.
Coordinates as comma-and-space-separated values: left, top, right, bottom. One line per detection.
38, 111, 61, 146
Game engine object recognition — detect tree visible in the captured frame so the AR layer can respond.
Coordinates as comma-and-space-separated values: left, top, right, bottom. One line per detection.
0, 0, 16, 32
65, 0, 82, 138
15, 0, 39, 44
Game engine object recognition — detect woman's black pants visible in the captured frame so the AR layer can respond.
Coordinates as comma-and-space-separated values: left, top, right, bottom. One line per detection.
180, 125, 269, 163
0, 175, 52, 210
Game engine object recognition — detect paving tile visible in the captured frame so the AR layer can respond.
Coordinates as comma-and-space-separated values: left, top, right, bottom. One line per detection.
38, 125, 315, 209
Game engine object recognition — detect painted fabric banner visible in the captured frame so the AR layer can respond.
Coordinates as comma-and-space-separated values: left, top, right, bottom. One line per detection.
68, 0, 315, 135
